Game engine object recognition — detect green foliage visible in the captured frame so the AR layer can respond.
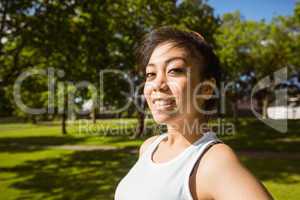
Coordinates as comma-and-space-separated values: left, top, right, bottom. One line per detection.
0, 0, 219, 119
0, 0, 299, 121
215, 12, 267, 78
215, 9, 300, 80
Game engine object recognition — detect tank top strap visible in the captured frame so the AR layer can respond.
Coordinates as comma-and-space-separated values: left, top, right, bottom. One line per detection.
187, 132, 223, 168
142, 133, 168, 158
183, 132, 223, 200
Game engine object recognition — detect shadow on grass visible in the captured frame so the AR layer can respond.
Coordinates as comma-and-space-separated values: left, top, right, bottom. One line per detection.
0, 136, 85, 153
0, 149, 137, 200
241, 156, 300, 184
221, 119, 300, 152
1, 148, 299, 200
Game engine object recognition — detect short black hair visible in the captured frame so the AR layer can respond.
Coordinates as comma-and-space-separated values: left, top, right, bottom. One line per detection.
135, 26, 222, 113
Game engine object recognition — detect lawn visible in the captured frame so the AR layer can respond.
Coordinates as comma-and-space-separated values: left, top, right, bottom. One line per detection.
0, 118, 299, 200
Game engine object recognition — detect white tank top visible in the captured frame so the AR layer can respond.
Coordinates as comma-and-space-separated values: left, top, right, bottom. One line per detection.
114, 131, 222, 200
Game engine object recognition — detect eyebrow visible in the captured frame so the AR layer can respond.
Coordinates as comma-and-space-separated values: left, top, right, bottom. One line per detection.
146, 57, 187, 68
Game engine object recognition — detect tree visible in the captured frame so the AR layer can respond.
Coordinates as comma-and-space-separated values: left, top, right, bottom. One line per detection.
0, 0, 219, 137
215, 8, 299, 120
107, 0, 220, 138
214, 12, 263, 122
0, 0, 47, 119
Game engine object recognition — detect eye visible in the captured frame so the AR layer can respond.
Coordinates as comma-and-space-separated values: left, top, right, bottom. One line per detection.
168, 68, 186, 75
145, 72, 156, 80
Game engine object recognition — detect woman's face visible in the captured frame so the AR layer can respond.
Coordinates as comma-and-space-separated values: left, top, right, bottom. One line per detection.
143, 42, 206, 125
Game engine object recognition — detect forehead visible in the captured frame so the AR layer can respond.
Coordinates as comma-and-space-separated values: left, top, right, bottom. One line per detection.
147, 42, 190, 65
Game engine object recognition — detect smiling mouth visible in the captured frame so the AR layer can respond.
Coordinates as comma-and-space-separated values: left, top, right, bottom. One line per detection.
152, 98, 176, 110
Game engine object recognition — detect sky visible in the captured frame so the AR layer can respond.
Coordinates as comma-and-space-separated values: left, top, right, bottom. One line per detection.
206, 0, 298, 22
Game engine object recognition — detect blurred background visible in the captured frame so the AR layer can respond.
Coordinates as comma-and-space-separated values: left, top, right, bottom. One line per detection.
0, 0, 299, 199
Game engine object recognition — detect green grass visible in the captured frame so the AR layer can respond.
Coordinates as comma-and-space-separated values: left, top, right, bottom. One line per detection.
0, 118, 299, 200
241, 156, 300, 199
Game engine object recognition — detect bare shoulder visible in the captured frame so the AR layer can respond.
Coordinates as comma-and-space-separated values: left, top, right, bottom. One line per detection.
195, 143, 273, 200
139, 135, 160, 158
202, 143, 239, 165
193, 143, 240, 176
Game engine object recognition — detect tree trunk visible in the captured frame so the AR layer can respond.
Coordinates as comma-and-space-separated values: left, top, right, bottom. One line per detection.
31, 115, 37, 124
91, 103, 96, 124
62, 84, 68, 135
132, 111, 145, 139
132, 98, 146, 139
232, 99, 238, 123
262, 95, 269, 119
232, 83, 239, 125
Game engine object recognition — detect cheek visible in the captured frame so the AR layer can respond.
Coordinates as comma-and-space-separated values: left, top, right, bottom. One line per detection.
168, 79, 188, 103
143, 82, 152, 103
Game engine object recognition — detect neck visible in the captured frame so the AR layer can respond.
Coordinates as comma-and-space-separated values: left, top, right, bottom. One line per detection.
165, 116, 209, 146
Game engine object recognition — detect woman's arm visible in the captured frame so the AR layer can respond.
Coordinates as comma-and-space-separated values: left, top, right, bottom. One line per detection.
195, 144, 273, 200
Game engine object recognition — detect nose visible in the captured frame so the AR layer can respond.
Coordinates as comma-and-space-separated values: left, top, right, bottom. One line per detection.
153, 72, 169, 92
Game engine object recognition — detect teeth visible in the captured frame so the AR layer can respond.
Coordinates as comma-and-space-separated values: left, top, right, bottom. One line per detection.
154, 99, 174, 106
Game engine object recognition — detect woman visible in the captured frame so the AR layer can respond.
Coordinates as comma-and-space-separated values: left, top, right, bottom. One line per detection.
114, 27, 273, 200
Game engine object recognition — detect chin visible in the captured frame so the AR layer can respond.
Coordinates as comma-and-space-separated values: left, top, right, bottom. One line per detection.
151, 111, 179, 124
153, 115, 171, 124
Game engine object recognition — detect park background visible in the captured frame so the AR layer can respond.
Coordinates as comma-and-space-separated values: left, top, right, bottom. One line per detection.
0, 0, 300, 199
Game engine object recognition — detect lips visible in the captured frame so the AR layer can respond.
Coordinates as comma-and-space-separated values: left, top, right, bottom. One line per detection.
152, 97, 176, 110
